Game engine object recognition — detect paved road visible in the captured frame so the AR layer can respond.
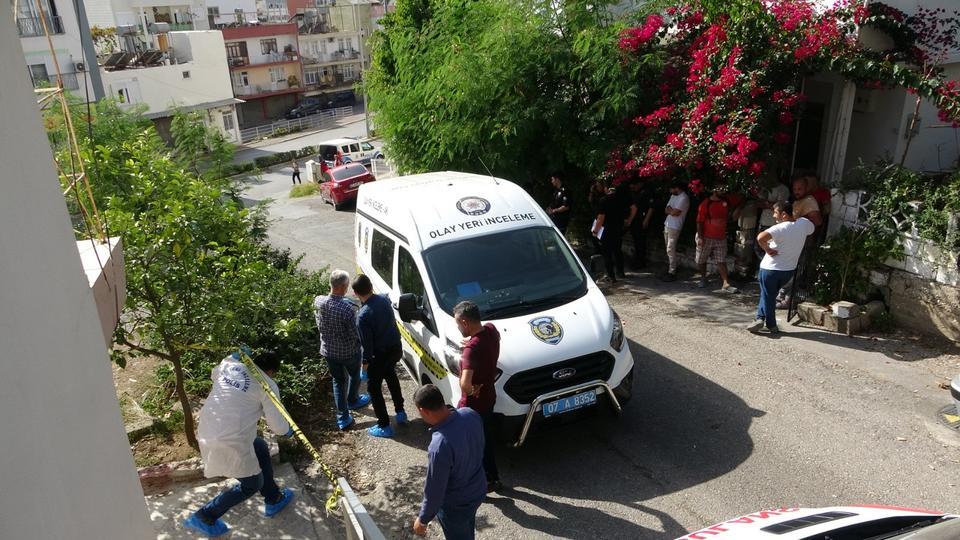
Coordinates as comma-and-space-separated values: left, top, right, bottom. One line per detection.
242, 170, 960, 539
232, 115, 371, 164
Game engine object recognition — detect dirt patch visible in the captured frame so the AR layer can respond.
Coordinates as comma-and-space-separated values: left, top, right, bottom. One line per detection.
131, 429, 199, 468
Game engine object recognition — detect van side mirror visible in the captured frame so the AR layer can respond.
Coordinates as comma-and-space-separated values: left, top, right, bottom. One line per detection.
397, 293, 423, 323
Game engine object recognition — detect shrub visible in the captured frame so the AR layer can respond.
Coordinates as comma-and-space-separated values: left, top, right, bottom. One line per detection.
290, 183, 321, 198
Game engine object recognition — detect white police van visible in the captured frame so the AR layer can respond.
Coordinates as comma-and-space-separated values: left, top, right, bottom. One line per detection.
354, 171, 634, 446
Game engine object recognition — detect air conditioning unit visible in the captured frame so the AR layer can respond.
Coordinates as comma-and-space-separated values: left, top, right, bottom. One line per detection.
75, 61, 86, 72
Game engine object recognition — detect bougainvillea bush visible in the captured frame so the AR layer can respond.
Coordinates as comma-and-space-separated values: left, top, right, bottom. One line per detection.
609, 0, 960, 194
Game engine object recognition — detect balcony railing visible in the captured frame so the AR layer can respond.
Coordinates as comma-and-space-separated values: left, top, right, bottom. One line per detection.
232, 80, 295, 96
168, 22, 194, 31
17, 15, 64, 37
228, 52, 299, 68
301, 50, 360, 65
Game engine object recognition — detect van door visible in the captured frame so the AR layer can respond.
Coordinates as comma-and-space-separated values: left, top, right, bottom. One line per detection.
396, 246, 449, 390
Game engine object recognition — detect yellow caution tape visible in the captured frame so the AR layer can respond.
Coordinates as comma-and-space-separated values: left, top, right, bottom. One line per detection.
237, 350, 343, 513
396, 321, 448, 380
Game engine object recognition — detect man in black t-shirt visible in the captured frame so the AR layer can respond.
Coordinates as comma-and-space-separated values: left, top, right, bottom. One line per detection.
591, 182, 634, 283
626, 180, 656, 270
546, 175, 572, 235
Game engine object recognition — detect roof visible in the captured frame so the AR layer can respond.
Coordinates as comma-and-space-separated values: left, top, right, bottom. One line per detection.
356, 171, 552, 250
318, 138, 360, 146
143, 98, 244, 120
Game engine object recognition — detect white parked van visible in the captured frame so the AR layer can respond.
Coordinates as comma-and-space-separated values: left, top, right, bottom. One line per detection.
354, 172, 634, 446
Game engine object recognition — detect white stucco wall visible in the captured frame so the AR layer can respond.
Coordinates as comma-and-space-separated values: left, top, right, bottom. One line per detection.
18, 0, 98, 101
101, 31, 234, 115
0, 12, 154, 540
207, 0, 257, 25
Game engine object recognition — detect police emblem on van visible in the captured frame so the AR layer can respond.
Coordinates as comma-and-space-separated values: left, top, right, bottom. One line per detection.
456, 196, 491, 216
529, 316, 563, 345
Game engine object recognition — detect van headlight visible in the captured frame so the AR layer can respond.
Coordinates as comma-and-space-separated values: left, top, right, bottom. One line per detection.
443, 338, 462, 376
610, 309, 624, 352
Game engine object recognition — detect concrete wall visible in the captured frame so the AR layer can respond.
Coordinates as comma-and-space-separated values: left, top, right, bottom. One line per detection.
18, 0, 98, 101
0, 12, 154, 540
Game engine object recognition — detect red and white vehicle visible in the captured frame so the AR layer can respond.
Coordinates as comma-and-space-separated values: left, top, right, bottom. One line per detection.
318, 162, 376, 210
676, 505, 956, 540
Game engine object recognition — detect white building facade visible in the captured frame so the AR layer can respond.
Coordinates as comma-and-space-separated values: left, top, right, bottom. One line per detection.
15, 0, 99, 100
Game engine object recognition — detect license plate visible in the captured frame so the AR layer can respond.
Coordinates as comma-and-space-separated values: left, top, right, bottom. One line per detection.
542, 389, 597, 417
349, 182, 361, 188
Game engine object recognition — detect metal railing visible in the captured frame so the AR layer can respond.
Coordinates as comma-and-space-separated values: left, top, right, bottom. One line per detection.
232, 80, 294, 96
238, 105, 355, 143
17, 15, 64, 37
370, 158, 395, 179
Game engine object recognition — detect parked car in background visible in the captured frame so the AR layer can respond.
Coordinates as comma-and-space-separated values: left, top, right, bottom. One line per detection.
285, 91, 355, 119
319, 162, 376, 210
317, 137, 384, 166
284, 98, 324, 119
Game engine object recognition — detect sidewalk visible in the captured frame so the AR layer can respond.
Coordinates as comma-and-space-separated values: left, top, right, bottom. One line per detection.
147, 462, 339, 539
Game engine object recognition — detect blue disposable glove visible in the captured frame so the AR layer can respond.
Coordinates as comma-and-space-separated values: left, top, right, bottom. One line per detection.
284, 427, 295, 438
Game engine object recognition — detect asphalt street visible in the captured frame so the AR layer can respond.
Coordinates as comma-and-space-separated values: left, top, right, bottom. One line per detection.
241, 165, 960, 539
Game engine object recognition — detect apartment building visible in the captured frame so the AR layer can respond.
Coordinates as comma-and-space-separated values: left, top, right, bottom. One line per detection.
14, 0, 99, 100
84, 0, 210, 51
293, 0, 371, 100
100, 31, 242, 142
220, 22, 303, 125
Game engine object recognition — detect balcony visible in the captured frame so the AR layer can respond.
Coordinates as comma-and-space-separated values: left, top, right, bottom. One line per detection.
232, 80, 301, 98
228, 52, 300, 69
17, 15, 64, 37
301, 50, 360, 65
303, 73, 359, 91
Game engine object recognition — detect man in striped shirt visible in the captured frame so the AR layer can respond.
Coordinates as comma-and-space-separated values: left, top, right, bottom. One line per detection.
313, 269, 370, 430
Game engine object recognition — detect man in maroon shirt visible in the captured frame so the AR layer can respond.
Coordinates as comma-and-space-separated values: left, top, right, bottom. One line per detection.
453, 300, 502, 493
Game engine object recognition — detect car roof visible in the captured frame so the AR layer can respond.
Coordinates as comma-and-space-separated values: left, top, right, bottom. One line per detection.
318, 138, 358, 146
329, 163, 368, 173
356, 171, 552, 251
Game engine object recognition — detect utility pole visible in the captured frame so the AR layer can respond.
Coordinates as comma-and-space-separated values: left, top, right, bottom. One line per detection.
352, 0, 370, 138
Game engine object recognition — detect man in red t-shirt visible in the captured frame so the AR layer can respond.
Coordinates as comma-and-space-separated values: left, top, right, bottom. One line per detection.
454, 300, 502, 492
696, 189, 736, 292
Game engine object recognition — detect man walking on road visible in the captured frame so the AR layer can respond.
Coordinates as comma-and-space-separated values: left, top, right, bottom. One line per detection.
546, 174, 572, 235
290, 158, 301, 185
662, 180, 690, 281
749, 201, 815, 334
353, 273, 408, 438
184, 351, 296, 537
412, 385, 487, 540
313, 270, 370, 431
453, 301, 502, 492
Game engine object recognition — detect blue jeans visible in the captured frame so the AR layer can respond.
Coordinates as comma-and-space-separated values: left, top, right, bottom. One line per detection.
327, 353, 361, 424
197, 437, 280, 521
437, 501, 481, 540
757, 269, 795, 330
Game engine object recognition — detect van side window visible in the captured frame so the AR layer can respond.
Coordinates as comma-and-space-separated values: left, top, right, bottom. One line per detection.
371, 230, 395, 285
349, 143, 360, 153
398, 247, 436, 335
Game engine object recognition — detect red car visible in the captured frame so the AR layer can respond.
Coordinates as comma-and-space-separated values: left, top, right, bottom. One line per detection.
319, 163, 376, 210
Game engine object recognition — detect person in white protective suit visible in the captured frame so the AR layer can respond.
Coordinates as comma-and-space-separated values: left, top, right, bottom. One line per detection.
183, 350, 296, 537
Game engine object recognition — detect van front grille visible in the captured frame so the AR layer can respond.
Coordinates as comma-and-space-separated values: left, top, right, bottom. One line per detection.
503, 352, 615, 404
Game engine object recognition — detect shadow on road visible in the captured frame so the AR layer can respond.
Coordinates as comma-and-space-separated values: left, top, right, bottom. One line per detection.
369, 339, 764, 539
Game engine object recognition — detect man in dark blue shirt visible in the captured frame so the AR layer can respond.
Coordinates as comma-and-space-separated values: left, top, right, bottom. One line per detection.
352, 273, 407, 438
412, 385, 486, 540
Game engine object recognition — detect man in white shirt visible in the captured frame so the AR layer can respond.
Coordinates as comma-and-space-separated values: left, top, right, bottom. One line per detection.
748, 201, 815, 334
661, 180, 690, 282
752, 179, 791, 275
184, 351, 296, 537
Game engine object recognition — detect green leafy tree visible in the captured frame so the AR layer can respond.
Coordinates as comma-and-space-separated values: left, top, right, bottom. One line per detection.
171, 110, 235, 179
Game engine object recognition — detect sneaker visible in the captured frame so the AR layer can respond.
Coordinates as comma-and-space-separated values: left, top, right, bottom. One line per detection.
395, 411, 408, 425
720, 285, 739, 294
183, 513, 229, 537
368, 425, 394, 438
697, 279, 708, 288
264, 488, 295, 518
337, 416, 355, 431
661, 272, 677, 282
486, 480, 504, 493
348, 394, 371, 410
746, 320, 765, 334
765, 327, 781, 335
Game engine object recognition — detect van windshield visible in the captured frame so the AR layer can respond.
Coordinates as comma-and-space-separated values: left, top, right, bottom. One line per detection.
422, 226, 588, 320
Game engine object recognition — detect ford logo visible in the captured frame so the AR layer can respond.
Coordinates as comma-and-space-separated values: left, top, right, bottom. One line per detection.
552, 367, 576, 380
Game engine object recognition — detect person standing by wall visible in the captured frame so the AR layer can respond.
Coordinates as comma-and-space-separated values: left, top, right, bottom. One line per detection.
184, 351, 296, 537
625, 179, 656, 271
453, 301, 502, 493
313, 270, 370, 431
290, 158, 301, 185
753, 177, 791, 276
748, 202, 815, 334
412, 385, 487, 540
695, 188, 736, 292
353, 273, 408, 438
546, 174, 572, 235
661, 180, 690, 282
592, 182, 634, 284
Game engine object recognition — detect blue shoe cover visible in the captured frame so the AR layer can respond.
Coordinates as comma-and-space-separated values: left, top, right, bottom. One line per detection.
348, 394, 370, 410
395, 411, 408, 425
367, 425, 394, 438
264, 488, 295, 518
337, 416, 355, 431
359, 368, 368, 382
183, 513, 229, 537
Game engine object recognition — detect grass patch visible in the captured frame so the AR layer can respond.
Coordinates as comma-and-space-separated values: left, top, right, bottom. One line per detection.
290, 183, 320, 198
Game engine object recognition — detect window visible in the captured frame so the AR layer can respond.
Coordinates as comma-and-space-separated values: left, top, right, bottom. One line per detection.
399, 247, 435, 334
341, 145, 350, 153
117, 87, 130, 103
308, 40, 321, 57
361, 142, 374, 151
343, 64, 356, 79
371, 230, 395, 285
349, 143, 360, 153
226, 42, 247, 64
269, 67, 285, 83
181, 70, 190, 79
231, 71, 248, 87
28, 63, 49, 87
304, 68, 319, 85
260, 38, 278, 55
207, 6, 220, 16
331, 163, 367, 181
422, 226, 588, 319
337, 38, 346, 51
222, 112, 235, 132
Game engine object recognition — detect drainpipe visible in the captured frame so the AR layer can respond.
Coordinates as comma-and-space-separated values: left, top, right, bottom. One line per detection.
71, 0, 104, 99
